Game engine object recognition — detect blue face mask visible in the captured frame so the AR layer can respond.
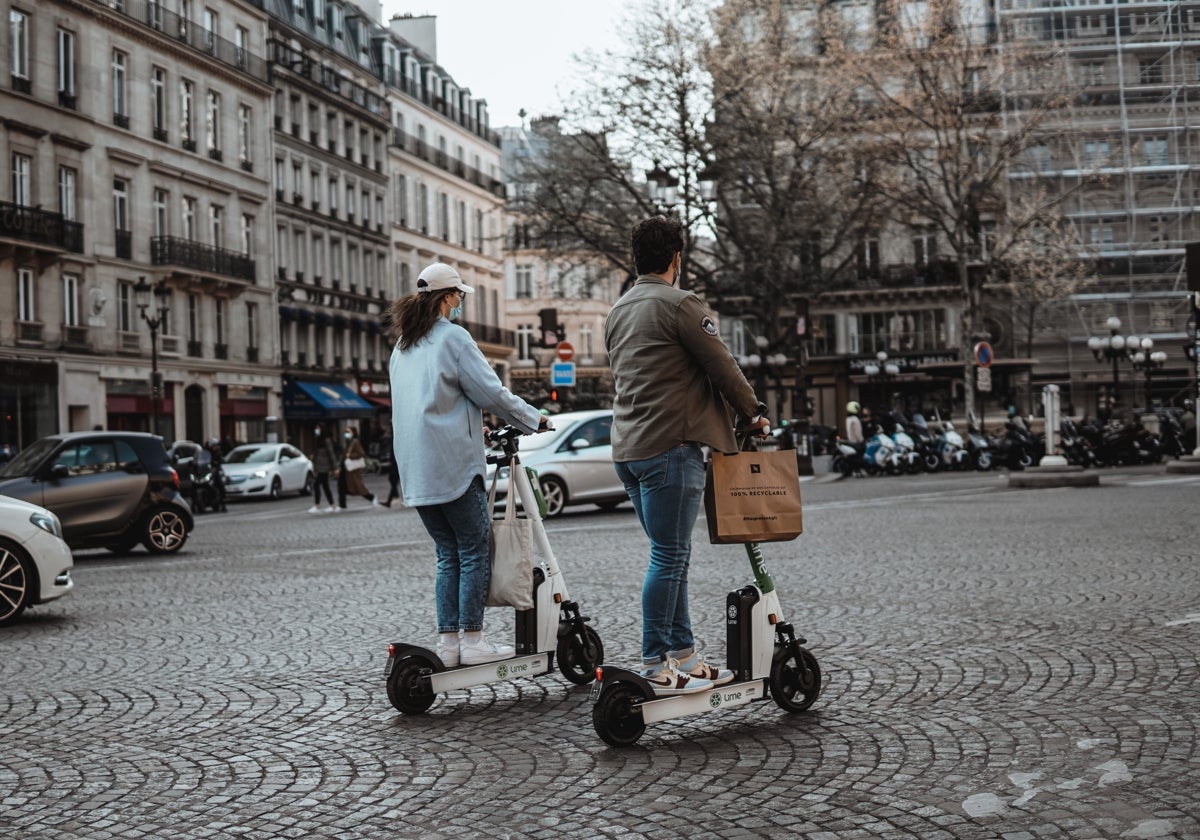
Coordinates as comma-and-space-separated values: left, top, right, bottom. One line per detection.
449, 304, 463, 322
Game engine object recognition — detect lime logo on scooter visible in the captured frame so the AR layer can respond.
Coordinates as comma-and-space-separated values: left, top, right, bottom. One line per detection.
709, 692, 723, 709
496, 664, 508, 679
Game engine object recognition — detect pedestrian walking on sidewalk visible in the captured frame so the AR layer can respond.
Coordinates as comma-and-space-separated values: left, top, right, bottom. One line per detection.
309, 424, 338, 512
387, 262, 550, 667
337, 427, 378, 509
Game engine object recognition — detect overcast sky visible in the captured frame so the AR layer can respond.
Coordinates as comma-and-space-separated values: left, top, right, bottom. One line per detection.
380, 1, 631, 129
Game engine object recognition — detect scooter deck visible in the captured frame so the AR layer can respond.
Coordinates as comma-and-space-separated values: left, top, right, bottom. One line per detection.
428, 652, 553, 693
592, 666, 771, 725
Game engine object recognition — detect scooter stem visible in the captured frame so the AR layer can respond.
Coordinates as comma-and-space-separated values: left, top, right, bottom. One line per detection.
744, 542, 775, 594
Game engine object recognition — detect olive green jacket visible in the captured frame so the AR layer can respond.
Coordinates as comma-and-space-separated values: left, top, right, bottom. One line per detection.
604, 276, 759, 461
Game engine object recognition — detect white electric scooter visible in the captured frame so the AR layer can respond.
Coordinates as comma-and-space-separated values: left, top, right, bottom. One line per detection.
384, 425, 604, 715
589, 429, 821, 746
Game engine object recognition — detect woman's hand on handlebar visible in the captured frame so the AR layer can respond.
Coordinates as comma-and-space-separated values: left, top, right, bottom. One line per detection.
537, 415, 554, 432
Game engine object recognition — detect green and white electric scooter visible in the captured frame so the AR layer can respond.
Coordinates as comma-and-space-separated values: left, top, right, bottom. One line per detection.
589, 429, 821, 746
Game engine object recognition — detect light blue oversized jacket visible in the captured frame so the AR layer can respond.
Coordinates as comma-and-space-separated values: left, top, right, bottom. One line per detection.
389, 317, 542, 506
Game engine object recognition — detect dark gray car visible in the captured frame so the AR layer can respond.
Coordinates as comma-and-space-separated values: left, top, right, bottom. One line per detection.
0, 432, 194, 554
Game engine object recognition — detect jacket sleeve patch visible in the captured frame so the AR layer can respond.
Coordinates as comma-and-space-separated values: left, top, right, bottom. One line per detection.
700, 316, 718, 336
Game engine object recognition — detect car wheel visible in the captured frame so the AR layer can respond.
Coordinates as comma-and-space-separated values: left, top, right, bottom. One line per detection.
269, 477, 282, 499
539, 476, 567, 517
302, 472, 314, 496
0, 538, 33, 626
141, 507, 189, 554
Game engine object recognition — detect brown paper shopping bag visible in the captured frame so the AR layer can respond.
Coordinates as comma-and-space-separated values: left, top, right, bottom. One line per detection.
703, 449, 803, 544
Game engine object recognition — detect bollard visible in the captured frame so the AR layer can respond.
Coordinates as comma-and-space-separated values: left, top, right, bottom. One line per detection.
1040, 384, 1068, 467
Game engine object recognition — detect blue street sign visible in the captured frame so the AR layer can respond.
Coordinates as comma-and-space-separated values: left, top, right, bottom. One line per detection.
551, 361, 576, 387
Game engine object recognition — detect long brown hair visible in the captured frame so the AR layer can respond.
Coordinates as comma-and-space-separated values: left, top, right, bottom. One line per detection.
385, 290, 457, 351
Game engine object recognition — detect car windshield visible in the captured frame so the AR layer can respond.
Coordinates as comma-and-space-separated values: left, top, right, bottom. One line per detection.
0, 438, 58, 478
226, 446, 275, 464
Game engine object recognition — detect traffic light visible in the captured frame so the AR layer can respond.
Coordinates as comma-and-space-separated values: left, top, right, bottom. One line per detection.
538, 308, 559, 347
550, 389, 559, 402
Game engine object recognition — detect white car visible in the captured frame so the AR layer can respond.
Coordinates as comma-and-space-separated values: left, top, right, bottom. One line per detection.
222, 443, 314, 499
0, 494, 74, 626
485, 409, 627, 517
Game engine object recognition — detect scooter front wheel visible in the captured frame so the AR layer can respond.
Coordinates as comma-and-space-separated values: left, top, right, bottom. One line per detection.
592, 681, 647, 747
557, 625, 604, 685
769, 646, 822, 713
386, 655, 436, 715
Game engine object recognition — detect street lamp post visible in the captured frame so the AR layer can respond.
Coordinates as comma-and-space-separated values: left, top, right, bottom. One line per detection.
1131, 346, 1168, 407
135, 276, 171, 439
1087, 316, 1151, 420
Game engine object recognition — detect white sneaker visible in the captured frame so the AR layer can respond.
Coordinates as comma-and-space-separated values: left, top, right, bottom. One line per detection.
323, 505, 336, 513
331, 506, 342, 513
307, 505, 321, 513
371, 498, 380, 507
639, 658, 714, 695
436, 643, 460, 668
460, 634, 514, 666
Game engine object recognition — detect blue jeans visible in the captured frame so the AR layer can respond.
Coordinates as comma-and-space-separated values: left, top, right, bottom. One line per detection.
615, 444, 707, 666
415, 475, 491, 633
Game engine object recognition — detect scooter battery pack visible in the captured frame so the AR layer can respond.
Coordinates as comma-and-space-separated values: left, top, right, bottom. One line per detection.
726, 586, 761, 682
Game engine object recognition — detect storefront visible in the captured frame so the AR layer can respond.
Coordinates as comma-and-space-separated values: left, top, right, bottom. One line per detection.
0, 358, 57, 453
219, 385, 270, 446
105, 379, 175, 438
356, 378, 392, 458
282, 377, 375, 454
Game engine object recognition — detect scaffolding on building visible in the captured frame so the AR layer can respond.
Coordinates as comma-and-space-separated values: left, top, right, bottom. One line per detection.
998, 0, 1198, 409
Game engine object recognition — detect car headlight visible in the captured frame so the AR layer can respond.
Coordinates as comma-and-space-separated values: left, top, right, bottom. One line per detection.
252, 469, 268, 479
30, 510, 63, 539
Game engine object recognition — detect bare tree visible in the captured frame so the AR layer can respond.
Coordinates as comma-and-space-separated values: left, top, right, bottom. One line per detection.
837, 0, 1081, 420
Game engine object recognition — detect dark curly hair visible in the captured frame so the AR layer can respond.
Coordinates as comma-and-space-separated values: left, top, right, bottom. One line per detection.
631, 215, 684, 275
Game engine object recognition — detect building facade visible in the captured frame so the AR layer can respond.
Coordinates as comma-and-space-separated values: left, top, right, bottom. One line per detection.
2, 0, 277, 449
263, 0, 392, 451
499, 119, 623, 411
1, 2, 517, 459
379, 14, 514, 396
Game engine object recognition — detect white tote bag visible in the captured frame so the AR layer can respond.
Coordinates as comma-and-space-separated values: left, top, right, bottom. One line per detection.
485, 471, 535, 610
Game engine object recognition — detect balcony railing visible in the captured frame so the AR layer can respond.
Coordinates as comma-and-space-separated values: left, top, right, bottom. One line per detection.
390, 128, 506, 198
99, 0, 269, 82
160, 334, 180, 354
62, 324, 90, 349
247, 346, 258, 363
115, 229, 132, 259
151, 235, 256, 282
0, 201, 85, 253
188, 339, 203, 357
16, 321, 43, 344
214, 343, 228, 360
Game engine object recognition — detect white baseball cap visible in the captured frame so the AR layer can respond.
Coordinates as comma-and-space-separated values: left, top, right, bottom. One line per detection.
416, 262, 474, 294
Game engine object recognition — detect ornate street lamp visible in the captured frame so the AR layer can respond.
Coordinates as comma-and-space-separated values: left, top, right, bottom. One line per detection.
1087, 316, 1150, 418
135, 276, 171, 439
1131, 345, 1168, 406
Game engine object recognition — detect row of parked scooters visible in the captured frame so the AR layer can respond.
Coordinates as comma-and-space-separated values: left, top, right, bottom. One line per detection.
832, 407, 1194, 477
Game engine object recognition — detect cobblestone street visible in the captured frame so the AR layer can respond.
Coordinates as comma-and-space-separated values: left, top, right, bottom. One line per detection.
2, 468, 1198, 839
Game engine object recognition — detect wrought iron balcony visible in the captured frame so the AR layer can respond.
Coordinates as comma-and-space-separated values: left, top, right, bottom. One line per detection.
0, 201, 84, 253
151, 235, 255, 282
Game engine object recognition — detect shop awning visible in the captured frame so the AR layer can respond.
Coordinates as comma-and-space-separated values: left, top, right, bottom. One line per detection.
283, 380, 374, 419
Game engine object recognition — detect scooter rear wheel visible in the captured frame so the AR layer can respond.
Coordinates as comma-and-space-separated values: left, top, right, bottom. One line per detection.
386, 656, 436, 715
557, 625, 604, 685
769, 646, 822, 713
592, 682, 647, 747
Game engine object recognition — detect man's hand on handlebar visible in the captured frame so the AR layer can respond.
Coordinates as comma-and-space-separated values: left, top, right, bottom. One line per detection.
742, 416, 771, 437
